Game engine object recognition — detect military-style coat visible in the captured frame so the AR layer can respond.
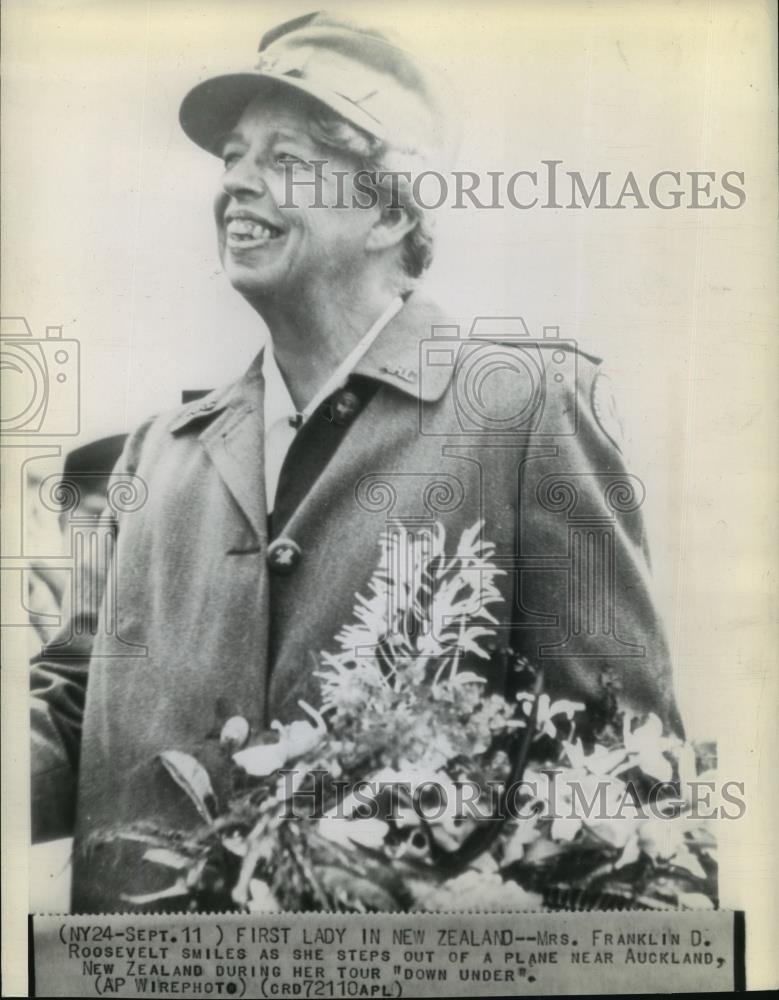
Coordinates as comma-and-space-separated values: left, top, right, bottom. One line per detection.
31, 293, 682, 912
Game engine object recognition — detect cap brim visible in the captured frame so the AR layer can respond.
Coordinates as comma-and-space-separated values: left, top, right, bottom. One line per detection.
179, 71, 386, 155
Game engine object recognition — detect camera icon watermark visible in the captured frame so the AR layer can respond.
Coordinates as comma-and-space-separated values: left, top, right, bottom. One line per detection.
419, 317, 578, 436
0, 317, 80, 436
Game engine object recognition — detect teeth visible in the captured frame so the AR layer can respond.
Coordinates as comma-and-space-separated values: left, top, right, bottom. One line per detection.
227, 217, 279, 241
230, 218, 256, 235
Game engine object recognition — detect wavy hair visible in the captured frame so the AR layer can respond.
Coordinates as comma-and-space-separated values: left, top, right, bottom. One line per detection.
308, 113, 434, 285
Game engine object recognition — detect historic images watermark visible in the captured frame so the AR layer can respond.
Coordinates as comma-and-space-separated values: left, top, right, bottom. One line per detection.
276, 769, 746, 823
0, 315, 148, 654
0, 317, 80, 437
273, 161, 747, 211
348, 316, 649, 665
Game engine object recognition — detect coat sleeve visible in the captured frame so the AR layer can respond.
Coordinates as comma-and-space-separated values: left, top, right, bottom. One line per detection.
511, 357, 683, 736
29, 419, 154, 842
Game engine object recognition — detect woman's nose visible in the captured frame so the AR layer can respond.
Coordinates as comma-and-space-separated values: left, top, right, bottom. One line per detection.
222, 155, 269, 198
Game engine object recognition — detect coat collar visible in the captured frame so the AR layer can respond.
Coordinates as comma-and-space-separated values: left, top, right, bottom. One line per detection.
166, 294, 457, 543
351, 293, 457, 402
168, 292, 456, 437
168, 349, 264, 435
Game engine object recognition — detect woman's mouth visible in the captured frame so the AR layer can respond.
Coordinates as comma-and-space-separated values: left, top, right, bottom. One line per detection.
225, 217, 284, 249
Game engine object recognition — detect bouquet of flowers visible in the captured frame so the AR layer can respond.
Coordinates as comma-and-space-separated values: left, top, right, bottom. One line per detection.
108, 522, 717, 913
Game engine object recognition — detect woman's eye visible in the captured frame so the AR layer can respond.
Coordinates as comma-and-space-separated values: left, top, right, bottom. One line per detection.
222, 152, 241, 169
276, 152, 305, 166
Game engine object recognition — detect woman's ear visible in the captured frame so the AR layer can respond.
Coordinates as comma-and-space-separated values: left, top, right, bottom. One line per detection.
365, 204, 417, 252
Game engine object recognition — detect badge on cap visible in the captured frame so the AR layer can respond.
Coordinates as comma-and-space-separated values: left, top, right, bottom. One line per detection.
591, 371, 624, 452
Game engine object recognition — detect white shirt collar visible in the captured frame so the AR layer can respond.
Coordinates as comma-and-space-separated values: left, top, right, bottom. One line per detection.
262, 339, 297, 434
261, 295, 404, 513
261, 295, 404, 431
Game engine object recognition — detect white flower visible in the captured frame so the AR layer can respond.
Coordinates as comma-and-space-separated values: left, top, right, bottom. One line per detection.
620, 713, 680, 783
501, 817, 543, 865
232, 741, 288, 777
534, 767, 641, 849
317, 817, 389, 850
318, 521, 505, 698
637, 816, 686, 861
519, 694, 585, 740
233, 701, 326, 776
219, 715, 250, 750
637, 817, 707, 877
418, 872, 543, 912
246, 879, 281, 913
617, 815, 710, 879
563, 738, 627, 777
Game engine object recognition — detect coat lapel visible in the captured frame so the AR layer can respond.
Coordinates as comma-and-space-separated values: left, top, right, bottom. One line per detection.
201, 406, 267, 546
171, 350, 268, 545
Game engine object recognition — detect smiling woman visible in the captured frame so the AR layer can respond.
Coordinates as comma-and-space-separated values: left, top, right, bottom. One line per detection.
4, 0, 775, 995
213, 91, 417, 324
27, 6, 690, 919
18, 4, 775, 951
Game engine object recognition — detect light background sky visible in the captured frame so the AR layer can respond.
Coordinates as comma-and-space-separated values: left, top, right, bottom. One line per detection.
2, 0, 777, 986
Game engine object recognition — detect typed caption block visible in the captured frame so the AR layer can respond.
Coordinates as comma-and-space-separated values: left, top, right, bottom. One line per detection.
32, 910, 740, 997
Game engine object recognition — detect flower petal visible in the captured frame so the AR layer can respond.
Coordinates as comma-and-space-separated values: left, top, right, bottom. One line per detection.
615, 835, 642, 869
247, 879, 281, 913
670, 847, 707, 880
551, 817, 581, 842
233, 741, 289, 777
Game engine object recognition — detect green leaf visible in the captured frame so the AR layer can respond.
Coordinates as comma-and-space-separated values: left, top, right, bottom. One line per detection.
158, 750, 216, 825
142, 848, 191, 870
120, 879, 189, 906
317, 865, 401, 912
677, 891, 715, 910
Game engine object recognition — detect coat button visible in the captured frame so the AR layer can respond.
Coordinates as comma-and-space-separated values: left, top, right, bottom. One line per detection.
267, 537, 301, 575
330, 389, 361, 427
